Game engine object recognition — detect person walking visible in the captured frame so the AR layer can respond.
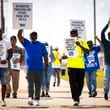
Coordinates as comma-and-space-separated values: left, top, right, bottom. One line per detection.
41, 43, 55, 97
17, 29, 48, 106
6, 36, 24, 98
52, 47, 61, 87
0, 29, 12, 106
84, 36, 102, 97
101, 18, 110, 100
60, 52, 67, 76
66, 29, 89, 106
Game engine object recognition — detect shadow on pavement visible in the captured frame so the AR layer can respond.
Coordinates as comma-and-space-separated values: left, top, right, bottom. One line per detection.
61, 105, 110, 109
16, 106, 49, 109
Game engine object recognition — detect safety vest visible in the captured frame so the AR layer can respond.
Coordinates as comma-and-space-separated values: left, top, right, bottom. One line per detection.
67, 38, 89, 68
52, 50, 61, 66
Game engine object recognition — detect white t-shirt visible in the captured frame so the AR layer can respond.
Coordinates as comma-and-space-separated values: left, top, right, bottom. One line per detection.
43, 46, 52, 63
0, 39, 11, 68
61, 59, 67, 69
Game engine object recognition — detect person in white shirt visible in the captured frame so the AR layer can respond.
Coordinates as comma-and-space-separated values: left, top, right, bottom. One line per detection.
0, 29, 12, 106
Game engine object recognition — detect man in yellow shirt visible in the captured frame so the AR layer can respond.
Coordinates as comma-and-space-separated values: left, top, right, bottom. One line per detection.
67, 29, 89, 106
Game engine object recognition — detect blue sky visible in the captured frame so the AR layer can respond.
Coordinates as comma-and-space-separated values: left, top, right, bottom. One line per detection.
4, 0, 110, 50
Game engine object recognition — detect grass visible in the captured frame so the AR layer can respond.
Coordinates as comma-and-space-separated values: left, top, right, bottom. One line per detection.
61, 69, 104, 88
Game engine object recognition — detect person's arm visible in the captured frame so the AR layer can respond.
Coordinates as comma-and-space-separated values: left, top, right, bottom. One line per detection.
95, 36, 103, 48
1, 48, 12, 64
20, 49, 25, 64
76, 41, 89, 53
7, 48, 13, 61
17, 29, 24, 43
101, 19, 110, 41
95, 36, 102, 45
95, 36, 103, 51
44, 55, 48, 72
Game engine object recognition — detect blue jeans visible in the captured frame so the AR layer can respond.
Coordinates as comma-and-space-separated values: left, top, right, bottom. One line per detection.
104, 65, 110, 94
52, 68, 61, 86
0, 68, 8, 85
42, 63, 52, 90
85, 71, 97, 94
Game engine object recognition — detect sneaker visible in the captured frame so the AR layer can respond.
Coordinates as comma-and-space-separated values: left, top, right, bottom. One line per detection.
28, 97, 33, 105
57, 84, 60, 87
53, 82, 56, 87
89, 92, 92, 97
73, 101, 79, 106
41, 92, 45, 97
1, 100, 6, 106
89, 94, 93, 97
45, 93, 50, 97
104, 94, 108, 100
92, 91, 97, 97
12, 93, 17, 98
13, 94, 17, 98
33, 100, 39, 106
6, 93, 10, 98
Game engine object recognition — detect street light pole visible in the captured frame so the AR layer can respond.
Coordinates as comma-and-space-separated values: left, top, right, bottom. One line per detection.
1, 0, 5, 33
93, 0, 96, 45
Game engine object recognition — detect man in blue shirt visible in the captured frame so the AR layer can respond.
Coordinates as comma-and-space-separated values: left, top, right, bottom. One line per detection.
17, 29, 48, 106
84, 36, 102, 97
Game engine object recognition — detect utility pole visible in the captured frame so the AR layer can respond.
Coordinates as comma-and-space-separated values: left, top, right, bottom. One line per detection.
0, 1, 1, 25
0, 0, 5, 35
93, 0, 96, 45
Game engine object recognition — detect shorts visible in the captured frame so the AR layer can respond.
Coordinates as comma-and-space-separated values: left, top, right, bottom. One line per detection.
0, 68, 8, 85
